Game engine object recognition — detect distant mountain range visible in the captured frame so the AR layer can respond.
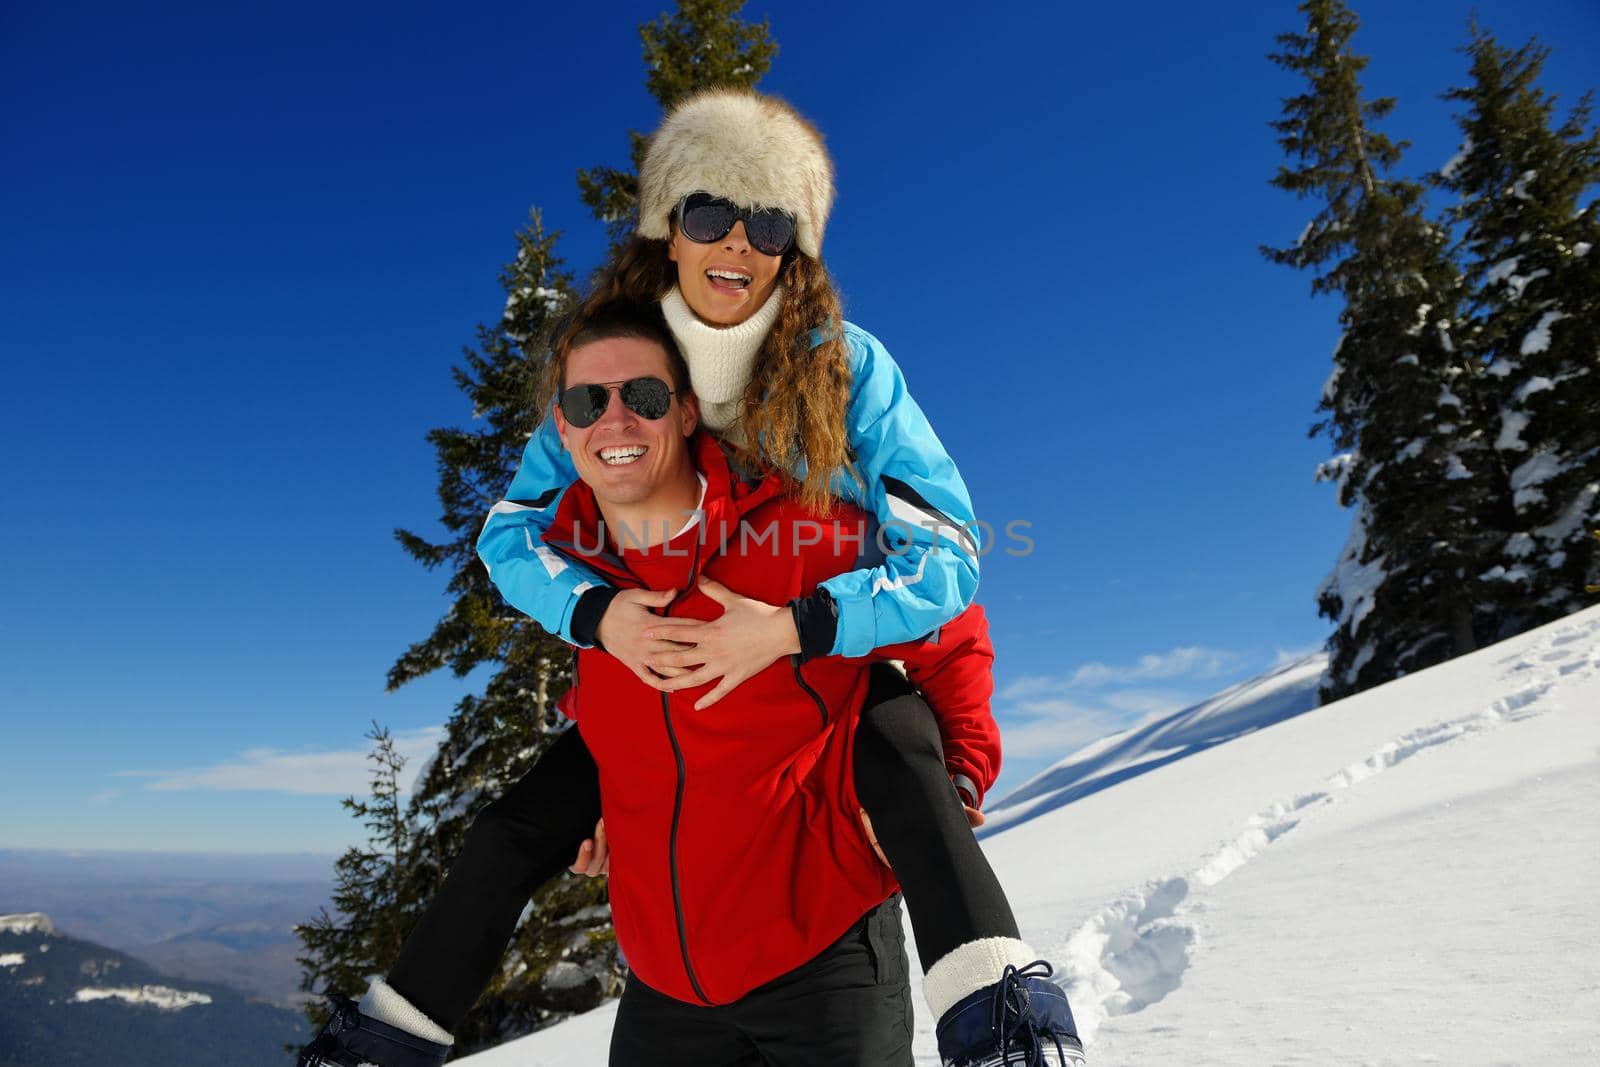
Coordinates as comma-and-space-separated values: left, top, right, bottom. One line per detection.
1, 912, 308, 1066
0, 849, 332, 1008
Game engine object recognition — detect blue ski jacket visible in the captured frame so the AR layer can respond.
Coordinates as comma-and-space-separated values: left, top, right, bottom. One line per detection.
475, 320, 980, 657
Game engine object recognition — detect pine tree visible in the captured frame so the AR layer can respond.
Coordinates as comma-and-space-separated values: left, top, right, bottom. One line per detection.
1264, 0, 1503, 700
386, 217, 618, 1053
294, 3, 781, 1055
1435, 27, 1600, 631
576, 0, 775, 252
295, 724, 416, 1030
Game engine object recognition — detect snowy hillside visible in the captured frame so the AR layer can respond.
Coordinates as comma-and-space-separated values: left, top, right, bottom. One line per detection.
461, 605, 1600, 1065
0, 911, 306, 1066
980, 652, 1327, 836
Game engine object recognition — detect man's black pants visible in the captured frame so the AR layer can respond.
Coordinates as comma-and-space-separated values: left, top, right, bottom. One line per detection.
607, 895, 914, 1066
387, 663, 1018, 1033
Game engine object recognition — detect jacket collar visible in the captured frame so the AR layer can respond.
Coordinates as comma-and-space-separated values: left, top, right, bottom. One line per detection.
541, 430, 789, 587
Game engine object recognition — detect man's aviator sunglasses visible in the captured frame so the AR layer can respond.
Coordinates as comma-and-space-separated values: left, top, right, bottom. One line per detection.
559, 377, 677, 428
675, 192, 797, 257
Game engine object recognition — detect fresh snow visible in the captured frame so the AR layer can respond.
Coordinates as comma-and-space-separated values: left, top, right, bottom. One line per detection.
0, 953, 24, 968
1511, 450, 1563, 508
1481, 562, 1533, 585
1313, 451, 1353, 493
1439, 136, 1472, 181
1522, 311, 1568, 356
541, 961, 591, 991
0, 913, 54, 935
1514, 374, 1557, 402
1533, 481, 1600, 547
458, 605, 1600, 1065
1320, 516, 1385, 636
1498, 408, 1532, 452
1485, 256, 1521, 286
1320, 354, 1343, 403
71, 985, 213, 1011
1484, 256, 1550, 301
1406, 303, 1431, 335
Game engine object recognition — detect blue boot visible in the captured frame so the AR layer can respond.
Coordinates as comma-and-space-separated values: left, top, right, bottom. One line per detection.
296, 993, 450, 1067
935, 961, 1086, 1067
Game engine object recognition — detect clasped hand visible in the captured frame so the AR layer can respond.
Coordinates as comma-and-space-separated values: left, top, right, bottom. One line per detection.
594, 577, 801, 712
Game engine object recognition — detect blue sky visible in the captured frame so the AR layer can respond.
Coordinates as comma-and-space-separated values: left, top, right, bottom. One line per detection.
3, 0, 1596, 854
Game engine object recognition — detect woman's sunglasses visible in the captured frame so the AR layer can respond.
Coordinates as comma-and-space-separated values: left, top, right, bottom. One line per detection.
559, 377, 676, 428
675, 192, 797, 257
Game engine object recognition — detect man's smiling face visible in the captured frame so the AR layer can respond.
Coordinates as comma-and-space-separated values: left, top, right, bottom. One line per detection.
555, 335, 698, 510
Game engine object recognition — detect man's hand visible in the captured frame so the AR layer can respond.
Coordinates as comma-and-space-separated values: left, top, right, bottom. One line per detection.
569, 818, 609, 877
643, 577, 802, 710
595, 588, 694, 688
859, 799, 985, 869
858, 809, 888, 866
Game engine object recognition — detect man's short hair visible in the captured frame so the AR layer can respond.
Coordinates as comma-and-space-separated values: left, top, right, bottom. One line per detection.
542, 299, 691, 414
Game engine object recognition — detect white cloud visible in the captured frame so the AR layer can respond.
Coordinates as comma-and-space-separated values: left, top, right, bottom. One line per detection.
996, 688, 1196, 765
1272, 643, 1325, 668
116, 727, 445, 796
991, 644, 1245, 768
998, 646, 1239, 702
996, 705, 1138, 759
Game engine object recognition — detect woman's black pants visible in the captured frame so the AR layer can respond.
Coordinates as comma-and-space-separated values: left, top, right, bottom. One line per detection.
386, 662, 1018, 1033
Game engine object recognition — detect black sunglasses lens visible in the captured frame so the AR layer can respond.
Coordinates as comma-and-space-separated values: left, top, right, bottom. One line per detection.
621, 377, 672, 420
680, 194, 737, 243
559, 384, 608, 428
745, 210, 796, 256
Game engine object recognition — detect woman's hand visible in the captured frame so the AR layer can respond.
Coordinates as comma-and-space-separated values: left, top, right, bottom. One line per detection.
595, 588, 695, 688
643, 577, 802, 710
569, 818, 609, 877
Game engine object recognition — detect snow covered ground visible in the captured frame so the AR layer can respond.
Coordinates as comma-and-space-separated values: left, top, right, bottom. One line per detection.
462, 605, 1600, 1065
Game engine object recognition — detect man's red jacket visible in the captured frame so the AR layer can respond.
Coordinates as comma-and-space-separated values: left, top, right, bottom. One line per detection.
546, 431, 999, 1006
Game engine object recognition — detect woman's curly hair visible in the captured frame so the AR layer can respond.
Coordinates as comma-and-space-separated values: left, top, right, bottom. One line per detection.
565, 236, 859, 513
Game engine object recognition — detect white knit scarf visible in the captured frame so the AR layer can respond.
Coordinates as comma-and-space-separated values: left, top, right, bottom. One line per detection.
659, 285, 782, 433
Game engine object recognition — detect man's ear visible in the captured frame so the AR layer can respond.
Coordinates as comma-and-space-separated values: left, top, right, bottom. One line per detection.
553, 398, 572, 452
678, 392, 698, 437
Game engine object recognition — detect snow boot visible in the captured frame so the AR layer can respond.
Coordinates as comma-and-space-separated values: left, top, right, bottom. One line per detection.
935, 961, 1086, 1067
296, 993, 450, 1067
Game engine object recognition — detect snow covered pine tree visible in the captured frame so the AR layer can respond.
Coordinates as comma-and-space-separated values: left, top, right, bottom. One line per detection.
1435, 27, 1600, 635
1264, 0, 1506, 700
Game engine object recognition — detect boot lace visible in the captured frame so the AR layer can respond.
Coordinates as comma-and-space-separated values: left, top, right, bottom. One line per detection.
989, 961, 1074, 1066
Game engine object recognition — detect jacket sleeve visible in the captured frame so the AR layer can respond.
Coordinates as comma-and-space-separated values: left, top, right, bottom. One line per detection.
818, 323, 982, 657
475, 412, 613, 645
873, 604, 1001, 809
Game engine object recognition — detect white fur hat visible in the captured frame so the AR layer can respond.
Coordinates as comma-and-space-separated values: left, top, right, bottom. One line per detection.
637, 88, 835, 259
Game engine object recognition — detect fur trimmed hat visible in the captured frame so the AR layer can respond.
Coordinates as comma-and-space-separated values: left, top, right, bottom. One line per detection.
637, 88, 835, 258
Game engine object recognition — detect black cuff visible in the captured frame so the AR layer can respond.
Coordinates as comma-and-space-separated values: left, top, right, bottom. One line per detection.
951, 773, 980, 810
571, 586, 621, 649
789, 589, 839, 663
